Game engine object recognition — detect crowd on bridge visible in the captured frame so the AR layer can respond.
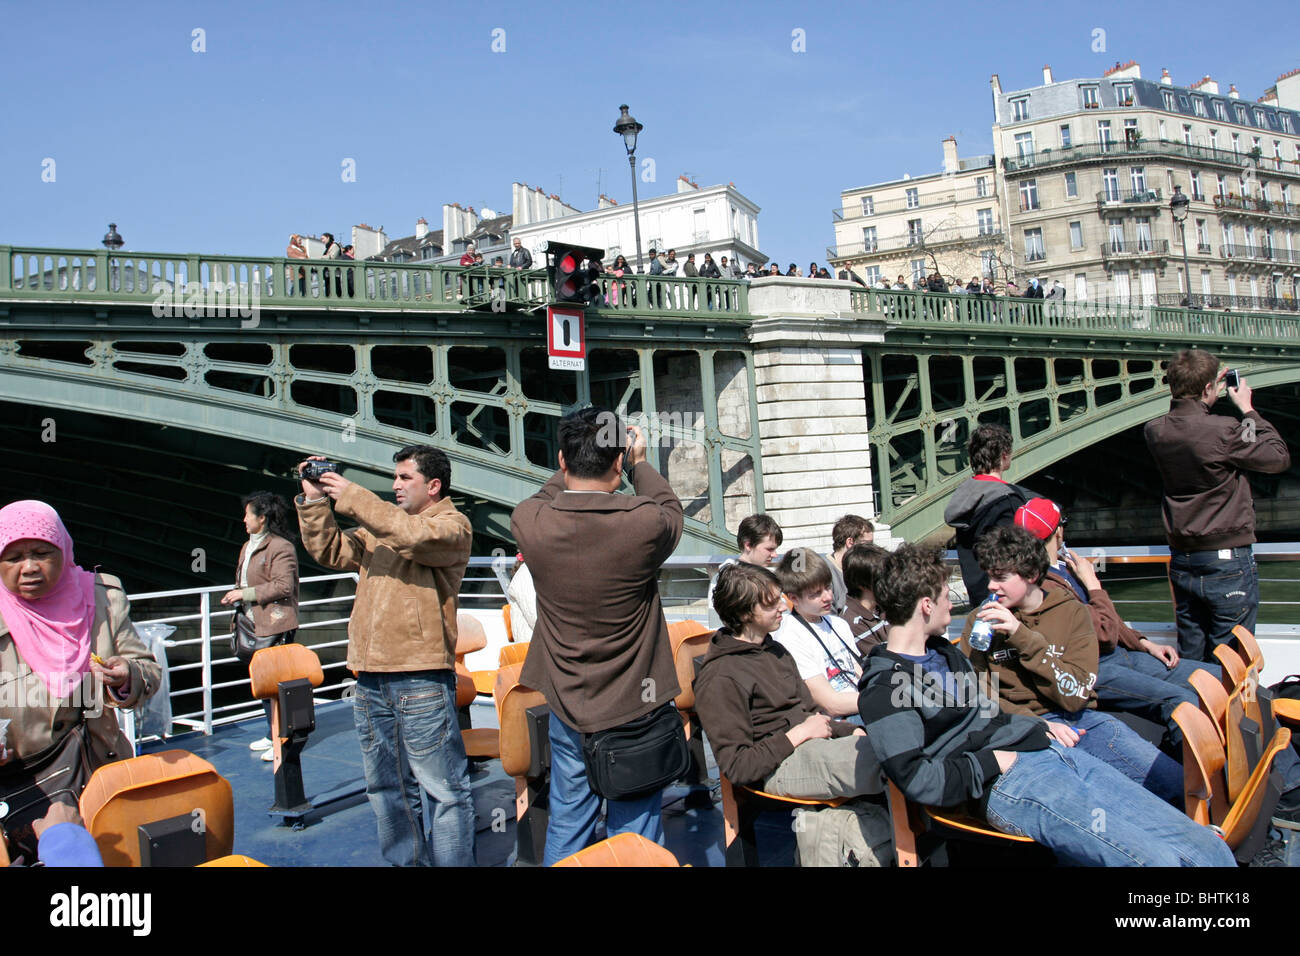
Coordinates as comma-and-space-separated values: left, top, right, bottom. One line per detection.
1, 345, 1293, 868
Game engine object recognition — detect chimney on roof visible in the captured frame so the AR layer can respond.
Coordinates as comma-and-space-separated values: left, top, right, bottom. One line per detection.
1229, 84, 1240, 99
1276, 68, 1300, 109
415, 217, 428, 239
1042, 65, 1053, 85
942, 136, 959, 174
1192, 76, 1220, 94
1161, 68, 1172, 85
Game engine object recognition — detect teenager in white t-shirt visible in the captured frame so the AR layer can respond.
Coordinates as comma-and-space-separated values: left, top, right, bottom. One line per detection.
772, 547, 864, 719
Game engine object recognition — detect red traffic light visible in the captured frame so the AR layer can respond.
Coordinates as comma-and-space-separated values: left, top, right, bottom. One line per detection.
546, 241, 606, 305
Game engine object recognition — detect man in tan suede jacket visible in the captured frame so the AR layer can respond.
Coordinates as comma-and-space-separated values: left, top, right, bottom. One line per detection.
296, 444, 473, 867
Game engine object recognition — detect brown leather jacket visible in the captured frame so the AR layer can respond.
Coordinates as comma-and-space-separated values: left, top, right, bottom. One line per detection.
1144, 397, 1290, 552
297, 485, 471, 673
234, 534, 299, 637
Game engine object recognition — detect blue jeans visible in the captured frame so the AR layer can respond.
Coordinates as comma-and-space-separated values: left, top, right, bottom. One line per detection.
1041, 708, 1183, 804
1169, 547, 1259, 663
986, 743, 1235, 866
543, 712, 665, 866
1096, 646, 1220, 746
352, 670, 476, 867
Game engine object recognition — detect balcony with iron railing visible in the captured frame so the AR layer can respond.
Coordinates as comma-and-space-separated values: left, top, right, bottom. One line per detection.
831, 228, 1004, 261
1100, 239, 1171, 259
1213, 195, 1300, 220
1095, 187, 1164, 209
1004, 140, 1298, 176
834, 186, 998, 221
1220, 243, 1300, 265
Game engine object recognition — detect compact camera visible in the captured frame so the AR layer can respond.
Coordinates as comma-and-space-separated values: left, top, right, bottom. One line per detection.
1225, 369, 1240, 390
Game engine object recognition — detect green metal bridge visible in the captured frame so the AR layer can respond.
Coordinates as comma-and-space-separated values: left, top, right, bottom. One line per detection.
2, 244, 1298, 584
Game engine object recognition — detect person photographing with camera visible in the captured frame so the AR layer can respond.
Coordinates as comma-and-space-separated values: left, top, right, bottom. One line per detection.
1145, 350, 1291, 662
511, 408, 685, 864
295, 447, 474, 866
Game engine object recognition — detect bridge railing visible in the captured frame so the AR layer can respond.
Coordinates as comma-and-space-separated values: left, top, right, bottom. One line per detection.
0, 245, 747, 319
852, 287, 1300, 344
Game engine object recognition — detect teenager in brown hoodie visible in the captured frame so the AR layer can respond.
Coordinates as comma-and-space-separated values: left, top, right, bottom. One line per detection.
693, 563, 881, 797
960, 526, 1183, 805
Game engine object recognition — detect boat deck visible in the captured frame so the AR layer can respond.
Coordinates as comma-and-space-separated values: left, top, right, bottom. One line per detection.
142, 699, 795, 867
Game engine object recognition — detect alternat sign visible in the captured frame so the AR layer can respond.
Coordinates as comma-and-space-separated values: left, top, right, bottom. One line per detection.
547, 305, 586, 371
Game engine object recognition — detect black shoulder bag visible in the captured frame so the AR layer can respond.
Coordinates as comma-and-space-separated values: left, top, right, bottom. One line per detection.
581, 703, 689, 801
231, 602, 281, 664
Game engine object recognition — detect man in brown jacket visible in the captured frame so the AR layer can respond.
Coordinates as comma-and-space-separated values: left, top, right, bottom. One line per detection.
297, 445, 474, 867
1145, 349, 1291, 661
511, 407, 683, 865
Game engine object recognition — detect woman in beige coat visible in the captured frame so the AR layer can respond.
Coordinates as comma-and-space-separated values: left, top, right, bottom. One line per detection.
220, 492, 299, 758
0, 500, 160, 859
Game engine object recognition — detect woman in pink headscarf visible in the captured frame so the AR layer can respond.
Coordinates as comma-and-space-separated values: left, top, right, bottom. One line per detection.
0, 501, 159, 859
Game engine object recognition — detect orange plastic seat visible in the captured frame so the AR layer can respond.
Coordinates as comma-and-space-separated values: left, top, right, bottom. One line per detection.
494, 662, 550, 865
498, 642, 529, 668
455, 612, 488, 657
249, 644, 325, 770
79, 750, 234, 867
668, 621, 713, 713
249, 644, 324, 700
552, 832, 680, 867
199, 854, 268, 867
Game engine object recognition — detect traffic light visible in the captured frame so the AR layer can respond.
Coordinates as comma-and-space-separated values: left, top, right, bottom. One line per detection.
546, 241, 605, 305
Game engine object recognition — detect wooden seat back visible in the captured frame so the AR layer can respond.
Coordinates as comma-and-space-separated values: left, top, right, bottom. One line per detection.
886, 779, 927, 868
1213, 643, 1249, 695
1171, 702, 1231, 826
1188, 669, 1230, 744
1223, 689, 1253, 801
455, 612, 488, 657
668, 620, 713, 711
79, 750, 234, 867
1220, 724, 1292, 849
494, 662, 547, 779
499, 642, 529, 668
1230, 625, 1264, 671
249, 644, 324, 700
552, 832, 680, 867
199, 854, 268, 867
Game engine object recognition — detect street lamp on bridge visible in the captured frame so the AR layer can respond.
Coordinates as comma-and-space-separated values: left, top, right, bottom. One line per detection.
101, 224, 124, 251
1170, 186, 1191, 306
613, 104, 645, 274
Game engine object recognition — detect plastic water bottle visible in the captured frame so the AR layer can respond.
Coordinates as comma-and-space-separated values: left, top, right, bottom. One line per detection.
969, 595, 999, 651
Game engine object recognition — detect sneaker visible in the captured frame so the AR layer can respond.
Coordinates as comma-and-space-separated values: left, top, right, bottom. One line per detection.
261, 748, 276, 762
249, 737, 273, 752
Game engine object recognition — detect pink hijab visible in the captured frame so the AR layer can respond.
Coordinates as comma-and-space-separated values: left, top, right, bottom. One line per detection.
0, 501, 97, 697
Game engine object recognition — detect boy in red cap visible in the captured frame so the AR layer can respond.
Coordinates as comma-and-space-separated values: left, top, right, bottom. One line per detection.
1013, 496, 1215, 747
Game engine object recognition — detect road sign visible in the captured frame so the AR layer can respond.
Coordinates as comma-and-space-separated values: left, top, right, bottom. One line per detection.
547, 305, 586, 370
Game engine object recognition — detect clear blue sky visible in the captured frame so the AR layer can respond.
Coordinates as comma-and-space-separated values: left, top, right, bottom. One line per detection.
2, 0, 1298, 265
